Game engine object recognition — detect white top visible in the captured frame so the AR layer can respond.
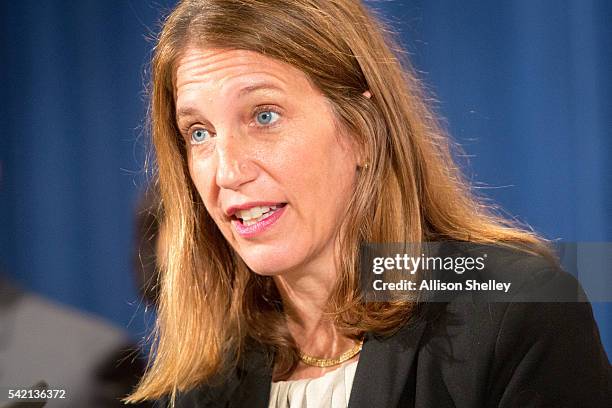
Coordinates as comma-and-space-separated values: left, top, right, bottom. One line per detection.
268, 360, 359, 408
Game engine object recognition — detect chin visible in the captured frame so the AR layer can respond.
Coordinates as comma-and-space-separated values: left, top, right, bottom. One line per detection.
238, 246, 303, 277
235, 242, 300, 276
242, 256, 293, 277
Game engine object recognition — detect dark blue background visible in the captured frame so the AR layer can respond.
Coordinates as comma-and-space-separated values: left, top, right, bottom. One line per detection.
1, 1, 610, 356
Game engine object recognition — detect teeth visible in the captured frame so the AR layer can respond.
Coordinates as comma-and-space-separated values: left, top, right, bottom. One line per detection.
235, 205, 287, 221
237, 205, 281, 226
249, 207, 263, 218
236, 206, 270, 220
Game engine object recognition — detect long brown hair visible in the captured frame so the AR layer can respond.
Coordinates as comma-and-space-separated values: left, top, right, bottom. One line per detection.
127, 0, 551, 403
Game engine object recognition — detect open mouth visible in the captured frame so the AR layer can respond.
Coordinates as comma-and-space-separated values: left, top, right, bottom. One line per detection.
232, 203, 287, 226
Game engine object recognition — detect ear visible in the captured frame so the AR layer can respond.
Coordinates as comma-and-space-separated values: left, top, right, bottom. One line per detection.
351, 140, 368, 171
362, 90, 372, 99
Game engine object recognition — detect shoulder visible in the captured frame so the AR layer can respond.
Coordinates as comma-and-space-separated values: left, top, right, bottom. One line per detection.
414, 245, 612, 407
416, 244, 584, 341
12, 290, 128, 349
418, 243, 603, 353
1, 286, 141, 407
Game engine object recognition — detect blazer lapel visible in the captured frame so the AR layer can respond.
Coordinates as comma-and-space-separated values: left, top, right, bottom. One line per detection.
229, 346, 273, 408
229, 315, 427, 408
348, 318, 427, 408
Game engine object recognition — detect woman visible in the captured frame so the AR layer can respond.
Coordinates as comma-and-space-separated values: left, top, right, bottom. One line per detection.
127, 0, 611, 407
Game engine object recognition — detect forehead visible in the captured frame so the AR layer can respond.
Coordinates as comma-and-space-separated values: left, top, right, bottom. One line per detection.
174, 47, 313, 100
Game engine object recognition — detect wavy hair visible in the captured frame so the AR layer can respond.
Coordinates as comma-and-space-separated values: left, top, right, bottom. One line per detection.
127, 0, 551, 403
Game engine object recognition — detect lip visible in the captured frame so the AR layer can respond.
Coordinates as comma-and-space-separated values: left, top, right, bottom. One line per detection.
225, 201, 285, 217
231, 204, 286, 238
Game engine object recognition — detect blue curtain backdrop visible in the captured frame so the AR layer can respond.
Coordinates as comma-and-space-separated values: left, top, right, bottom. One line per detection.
1, 1, 610, 356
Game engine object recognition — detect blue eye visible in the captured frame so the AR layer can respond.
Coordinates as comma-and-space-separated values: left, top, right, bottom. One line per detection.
255, 110, 279, 125
191, 128, 210, 144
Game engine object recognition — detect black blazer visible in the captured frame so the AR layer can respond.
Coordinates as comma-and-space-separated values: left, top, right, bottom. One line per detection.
164, 251, 612, 408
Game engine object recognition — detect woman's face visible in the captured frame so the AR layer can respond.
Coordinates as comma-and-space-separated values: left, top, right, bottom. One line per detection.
174, 47, 360, 276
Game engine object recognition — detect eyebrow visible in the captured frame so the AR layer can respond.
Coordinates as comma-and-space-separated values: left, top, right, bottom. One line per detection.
176, 106, 200, 120
237, 82, 285, 97
176, 82, 285, 120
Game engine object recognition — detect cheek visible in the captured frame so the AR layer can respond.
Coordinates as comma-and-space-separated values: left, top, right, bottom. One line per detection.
277, 123, 346, 181
188, 158, 236, 241
282, 134, 357, 224
188, 156, 217, 211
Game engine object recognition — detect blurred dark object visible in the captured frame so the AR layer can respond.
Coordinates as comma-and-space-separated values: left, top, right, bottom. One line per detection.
92, 345, 152, 408
0, 276, 152, 407
133, 186, 163, 306
0, 380, 48, 408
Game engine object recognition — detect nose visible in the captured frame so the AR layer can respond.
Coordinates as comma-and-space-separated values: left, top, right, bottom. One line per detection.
214, 131, 257, 190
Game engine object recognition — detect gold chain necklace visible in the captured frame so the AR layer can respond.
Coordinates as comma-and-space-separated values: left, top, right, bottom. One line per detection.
298, 337, 365, 368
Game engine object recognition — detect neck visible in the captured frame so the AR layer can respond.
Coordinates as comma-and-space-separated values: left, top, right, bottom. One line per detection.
273, 262, 334, 335
271, 247, 353, 358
